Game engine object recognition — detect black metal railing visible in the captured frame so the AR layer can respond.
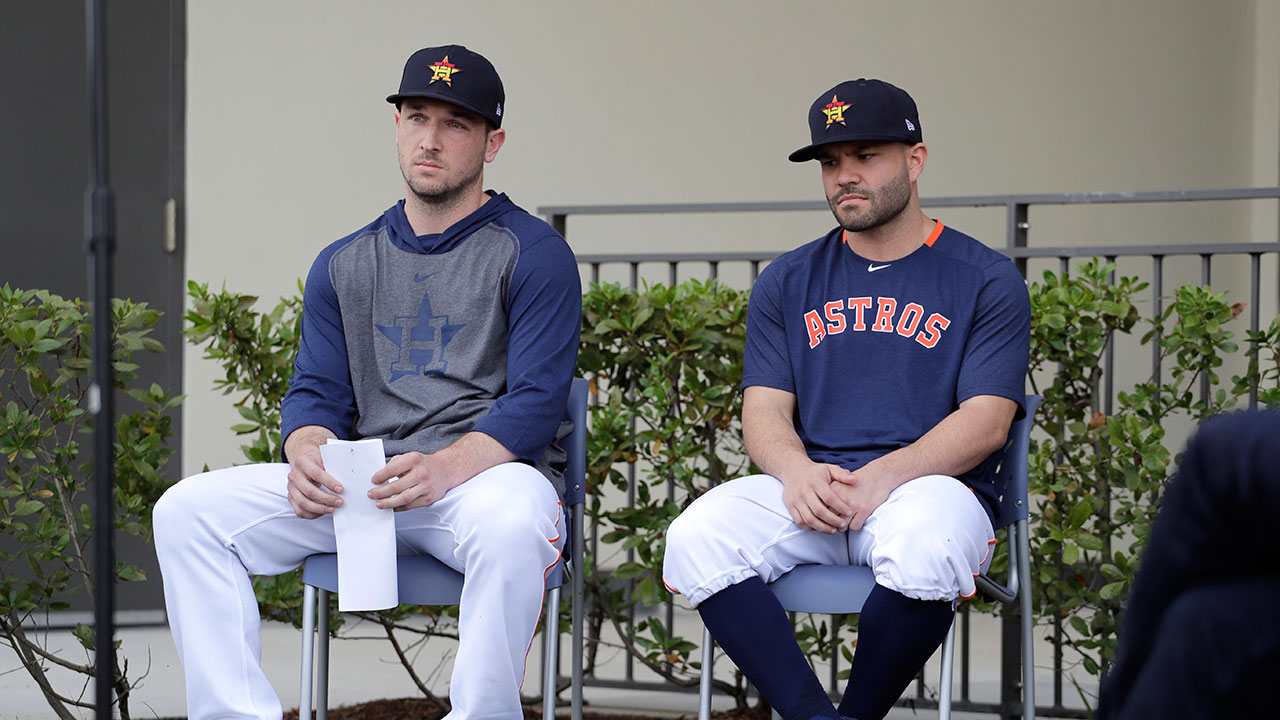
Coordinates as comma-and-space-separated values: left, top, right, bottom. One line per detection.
542, 187, 1280, 719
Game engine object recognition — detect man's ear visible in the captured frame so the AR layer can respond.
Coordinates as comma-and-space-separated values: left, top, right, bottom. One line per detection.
484, 128, 507, 163
907, 142, 928, 183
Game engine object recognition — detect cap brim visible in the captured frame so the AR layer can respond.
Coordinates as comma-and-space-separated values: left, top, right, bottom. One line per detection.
787, 143, 824, 163
788, 134, 919, 163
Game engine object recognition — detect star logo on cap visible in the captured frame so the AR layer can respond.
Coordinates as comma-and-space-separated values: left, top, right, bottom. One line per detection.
428, 55, 461, 85
822, 95, 851, 129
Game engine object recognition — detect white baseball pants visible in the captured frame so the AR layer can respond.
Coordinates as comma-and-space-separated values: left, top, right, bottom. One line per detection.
663, 473, 995, 605
153, 461, 564, 720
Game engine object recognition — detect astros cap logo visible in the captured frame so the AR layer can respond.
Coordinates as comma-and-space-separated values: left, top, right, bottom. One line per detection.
822, 94, 851, 129
428, 55, 461, 85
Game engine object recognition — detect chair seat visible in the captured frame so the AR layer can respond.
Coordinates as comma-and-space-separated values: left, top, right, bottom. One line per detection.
769, 565, 878, 614
302, 553, 565, 606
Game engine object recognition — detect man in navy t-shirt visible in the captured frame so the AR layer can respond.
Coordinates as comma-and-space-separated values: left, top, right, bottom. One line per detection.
664, 79, 1029, 720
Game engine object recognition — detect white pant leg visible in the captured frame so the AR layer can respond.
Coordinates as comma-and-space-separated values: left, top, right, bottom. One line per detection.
155, 461, 564, 720
390, 462, 564, 720
662, 474, 850, 607
153, 463, 336, 720
849, 474, 996, 601
662, 473, 996, 607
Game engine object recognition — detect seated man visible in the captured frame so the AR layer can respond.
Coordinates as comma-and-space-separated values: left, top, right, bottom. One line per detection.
662, 79, 1030, 720
154, 45, 581, 720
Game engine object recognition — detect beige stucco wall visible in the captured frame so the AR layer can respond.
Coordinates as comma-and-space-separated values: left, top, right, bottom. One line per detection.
183, 0, 1279, 474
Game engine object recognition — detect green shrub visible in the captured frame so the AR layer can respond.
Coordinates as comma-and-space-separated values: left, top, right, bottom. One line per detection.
1026, 260, 1280, 699
0, 285, 180, 720
578, 279, 754, 701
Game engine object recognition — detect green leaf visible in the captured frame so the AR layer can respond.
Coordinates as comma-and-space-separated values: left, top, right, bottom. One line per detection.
1075, 533, 1104, 551
1100, 581, 1126, 600
1061, 542, 1079, 566
72, 622, 96, 651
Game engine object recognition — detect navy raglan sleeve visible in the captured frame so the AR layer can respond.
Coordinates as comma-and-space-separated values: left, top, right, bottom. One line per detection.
471, 231, 581, 462
956, 258, 1030, 417
741, 263, 795, 393
280, 246, 357, 458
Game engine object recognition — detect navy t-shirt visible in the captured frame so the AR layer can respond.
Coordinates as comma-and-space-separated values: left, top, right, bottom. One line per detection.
742, 221, 1030, 516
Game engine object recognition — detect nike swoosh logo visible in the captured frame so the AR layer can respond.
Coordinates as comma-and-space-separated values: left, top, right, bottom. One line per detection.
867, 263, 891, 272
414, 272, 437, 282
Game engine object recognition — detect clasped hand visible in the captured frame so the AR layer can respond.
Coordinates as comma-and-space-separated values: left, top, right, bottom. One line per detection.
781, 462, 892, 534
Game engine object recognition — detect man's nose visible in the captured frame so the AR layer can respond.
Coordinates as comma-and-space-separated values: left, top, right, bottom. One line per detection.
419, 123, 442, 152
835, 159, 862, 187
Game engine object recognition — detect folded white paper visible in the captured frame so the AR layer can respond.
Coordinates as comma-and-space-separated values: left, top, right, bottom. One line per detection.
320, 438, 398, 611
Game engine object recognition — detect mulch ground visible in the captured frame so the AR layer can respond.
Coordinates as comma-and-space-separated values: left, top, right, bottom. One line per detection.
272, 699, 768, 720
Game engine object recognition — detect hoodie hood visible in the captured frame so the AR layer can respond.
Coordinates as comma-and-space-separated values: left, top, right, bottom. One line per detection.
384, 191, 516, 255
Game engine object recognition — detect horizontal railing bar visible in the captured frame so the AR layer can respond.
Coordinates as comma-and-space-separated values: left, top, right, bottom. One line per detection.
576, 243, 1280, 267
577, 251, 777, 264
1008, 242, 1280, 259
543, 187, 1280, 218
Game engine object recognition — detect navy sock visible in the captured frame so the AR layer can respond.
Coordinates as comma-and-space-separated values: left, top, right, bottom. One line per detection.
838, 584, 956, 720
698, 576, 837, 720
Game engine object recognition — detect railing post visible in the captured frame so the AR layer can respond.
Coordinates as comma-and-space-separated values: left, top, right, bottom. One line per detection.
1008, 202, 1029, 276
1001, 607, 1021, 720
1250, 253, 1261, 409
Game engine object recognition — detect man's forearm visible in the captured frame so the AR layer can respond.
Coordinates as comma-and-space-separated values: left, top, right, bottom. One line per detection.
743, 393, 815, 482
855, 396, 1015, 487
431, 431, 518, 488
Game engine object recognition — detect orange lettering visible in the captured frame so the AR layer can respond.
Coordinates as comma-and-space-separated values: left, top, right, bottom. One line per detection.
824, 300, 847, 334
847, 297, 872, 330
872, 297, 897, 332
896, 303, 924, 337
915, 312, 952, 348
804, 310, 826, 348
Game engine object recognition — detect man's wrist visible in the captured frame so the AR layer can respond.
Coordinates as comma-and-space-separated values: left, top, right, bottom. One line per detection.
284, 425, 337, 463
771, 454, 818, 485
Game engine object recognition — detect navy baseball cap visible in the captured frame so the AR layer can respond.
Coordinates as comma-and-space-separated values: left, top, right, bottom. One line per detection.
788, 79, 922, 162
386, 45, 505, 128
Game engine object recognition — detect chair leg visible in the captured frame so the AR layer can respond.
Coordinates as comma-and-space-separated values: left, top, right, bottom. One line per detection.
317, 589, 330, 720
938, 616, 957, 720
571, 503, 585, 720
1016, 519, 1036, 720
300, 584, 316, 720
544, 586, 562, 720
698, 625, 714, 720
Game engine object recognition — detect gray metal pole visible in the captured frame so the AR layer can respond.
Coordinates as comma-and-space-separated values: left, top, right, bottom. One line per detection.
85, 0, 116, 716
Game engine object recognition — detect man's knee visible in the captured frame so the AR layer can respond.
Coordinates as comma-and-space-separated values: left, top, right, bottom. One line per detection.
868, 480, 993, 600
664, 501, 710, 564
153, 472, 215, 548
453, 465, 562, 554
663, 483, 775, 601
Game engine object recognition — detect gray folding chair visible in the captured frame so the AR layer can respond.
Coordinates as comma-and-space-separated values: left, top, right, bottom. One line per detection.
299, 378, 589, 720
698, 395, 1040, 720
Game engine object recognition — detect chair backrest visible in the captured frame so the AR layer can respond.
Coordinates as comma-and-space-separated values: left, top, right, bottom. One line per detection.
563, 378, 589, 509
989, 394, 1041, 531
542, 378, 589, 588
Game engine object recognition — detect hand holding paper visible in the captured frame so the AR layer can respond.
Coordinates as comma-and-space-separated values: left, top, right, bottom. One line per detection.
319, 438, 398, 611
